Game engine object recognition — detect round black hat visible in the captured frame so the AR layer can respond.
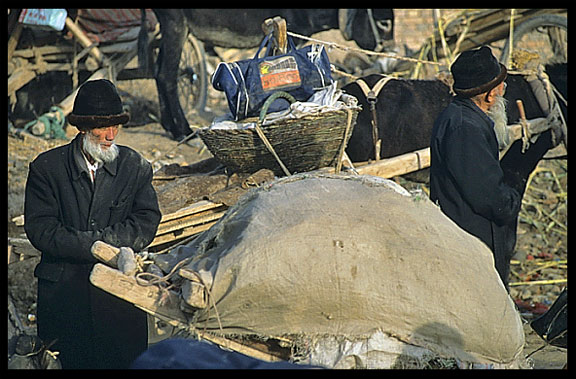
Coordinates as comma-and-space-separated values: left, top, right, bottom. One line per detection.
68, 79, 129, 129
451, 46, 507, 98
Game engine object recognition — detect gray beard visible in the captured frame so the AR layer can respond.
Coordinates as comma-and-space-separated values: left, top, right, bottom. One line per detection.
487, 94, 510, 150
82, 134, 119, 164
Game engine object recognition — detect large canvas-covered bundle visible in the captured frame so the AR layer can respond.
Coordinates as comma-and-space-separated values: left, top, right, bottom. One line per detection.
171, 174, 525, 368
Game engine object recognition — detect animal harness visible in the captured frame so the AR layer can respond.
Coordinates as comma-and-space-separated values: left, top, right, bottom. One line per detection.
355, 75, 395, 161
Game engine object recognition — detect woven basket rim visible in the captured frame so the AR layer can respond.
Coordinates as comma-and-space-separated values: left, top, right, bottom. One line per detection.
199, 108, 360, 175
201, 106, 361, 133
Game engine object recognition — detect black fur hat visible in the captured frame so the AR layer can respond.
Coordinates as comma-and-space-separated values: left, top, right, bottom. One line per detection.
451, 46, 507, 98
67, 79, 129, 130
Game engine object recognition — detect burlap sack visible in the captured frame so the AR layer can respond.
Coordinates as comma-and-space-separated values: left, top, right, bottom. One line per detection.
173, 174, 525, 367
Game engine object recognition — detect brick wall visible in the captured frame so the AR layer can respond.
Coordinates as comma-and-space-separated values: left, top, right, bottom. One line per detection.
393, 8, 567, 57
393, 9, 436, 51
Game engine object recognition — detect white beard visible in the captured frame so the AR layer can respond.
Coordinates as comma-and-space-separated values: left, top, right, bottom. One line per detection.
487, 94, 510, 150
82, 133, 119, 164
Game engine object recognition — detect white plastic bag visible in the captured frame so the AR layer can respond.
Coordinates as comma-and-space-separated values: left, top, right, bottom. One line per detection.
18, 9, 67, 31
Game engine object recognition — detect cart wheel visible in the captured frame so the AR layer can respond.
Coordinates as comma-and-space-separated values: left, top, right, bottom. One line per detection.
177, 33, 207, 120
500, 14, 567, 66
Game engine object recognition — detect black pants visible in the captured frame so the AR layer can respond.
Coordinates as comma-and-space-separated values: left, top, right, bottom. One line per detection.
37, 264, 148, 369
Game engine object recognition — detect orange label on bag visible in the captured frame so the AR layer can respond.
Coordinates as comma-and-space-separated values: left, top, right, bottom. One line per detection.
259, 56, 301, 91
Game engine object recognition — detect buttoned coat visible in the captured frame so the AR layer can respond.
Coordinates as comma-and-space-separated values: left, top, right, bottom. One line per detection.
429, 97, 522, 285
24, 133, 161, 368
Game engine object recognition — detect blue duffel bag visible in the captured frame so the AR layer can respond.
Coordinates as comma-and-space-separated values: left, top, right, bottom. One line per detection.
212, 33, 334, 121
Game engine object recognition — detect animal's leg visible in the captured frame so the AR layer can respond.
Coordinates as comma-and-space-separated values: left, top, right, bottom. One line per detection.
154, 10, 193, 141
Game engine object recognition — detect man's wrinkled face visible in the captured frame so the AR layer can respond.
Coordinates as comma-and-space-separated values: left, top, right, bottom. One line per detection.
90, 125, 119, 149
82, 125, 120, 163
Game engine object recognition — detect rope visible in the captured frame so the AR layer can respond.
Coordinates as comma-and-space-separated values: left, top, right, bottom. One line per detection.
335, 108, 354, 173
287, 31, 446, 67
254, 121, 291, 176
134, 255, 193, 308
256, 91, 296, 176
135, 254, 225, 334
187, 270, 224, 334
23, 106, 67, 140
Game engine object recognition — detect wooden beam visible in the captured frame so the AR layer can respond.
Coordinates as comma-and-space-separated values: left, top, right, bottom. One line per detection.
355, 148, 430, 177
89, 263, 285, 362
160, 200, 226, 223
65, 17, 107, 66
8, 23, 23, 62
90, 263, 187, 323
8, 67, 37, 96
156, 209, 225, 236
316, 148, 431, 178
149, 221, 218, 248
147, 201, 228, 248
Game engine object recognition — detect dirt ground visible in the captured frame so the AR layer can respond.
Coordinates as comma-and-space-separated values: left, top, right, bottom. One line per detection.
8, 66, 566, 369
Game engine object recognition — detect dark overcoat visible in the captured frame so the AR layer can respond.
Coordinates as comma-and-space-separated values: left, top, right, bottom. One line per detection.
24, 133, 161, 369
429, 97, 522, 286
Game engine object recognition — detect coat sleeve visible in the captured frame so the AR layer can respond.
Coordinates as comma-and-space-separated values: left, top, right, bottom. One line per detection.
443, 121, 522, 226
24, 161, 103, 263
99, 161, 161, 251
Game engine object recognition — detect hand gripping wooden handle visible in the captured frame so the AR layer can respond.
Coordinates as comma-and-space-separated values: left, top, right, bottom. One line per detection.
91, 240, 120, 267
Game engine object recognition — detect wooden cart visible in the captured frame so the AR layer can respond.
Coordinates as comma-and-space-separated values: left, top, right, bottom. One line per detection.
429, 9, 567, 66
9, 11, 152, 110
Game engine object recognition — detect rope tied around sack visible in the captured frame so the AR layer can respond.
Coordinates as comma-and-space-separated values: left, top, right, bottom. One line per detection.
134, 255, 225, 335
136, 256, 190, 288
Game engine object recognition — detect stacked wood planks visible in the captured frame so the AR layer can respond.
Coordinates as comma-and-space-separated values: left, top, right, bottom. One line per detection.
148, 200, 228, 249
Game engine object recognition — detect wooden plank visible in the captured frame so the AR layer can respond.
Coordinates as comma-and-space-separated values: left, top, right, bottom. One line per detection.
8, 23, 23, 62
156, 209, 226, 236
357, 148, 430, 177
90, 263, 284, 362
149, 221, 218, 248
160, 200, 226, 223
8, 68, 37, 96
13, 45, 77, 58
65, 17, 107, 66
13, 38, 141, 59
90, 263, 187, 323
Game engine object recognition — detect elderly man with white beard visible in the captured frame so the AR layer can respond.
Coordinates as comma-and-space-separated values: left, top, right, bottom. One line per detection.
429, 46, 521, 289
24, 79, 161, 369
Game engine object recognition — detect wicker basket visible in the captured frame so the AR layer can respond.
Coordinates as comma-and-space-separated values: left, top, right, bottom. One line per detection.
199, 92, 360, 176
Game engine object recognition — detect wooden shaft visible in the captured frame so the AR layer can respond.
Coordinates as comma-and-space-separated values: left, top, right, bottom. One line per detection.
272, 16, 287, 54
65, 17, 106, 64
91, 240, 120, 267
516, 99, 527, 122
90, 263, 285, 362
262, 17, 287, 55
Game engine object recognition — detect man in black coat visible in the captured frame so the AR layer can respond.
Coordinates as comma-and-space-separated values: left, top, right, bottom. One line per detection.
430, 46, 522, 289
24, 79, 162, 369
